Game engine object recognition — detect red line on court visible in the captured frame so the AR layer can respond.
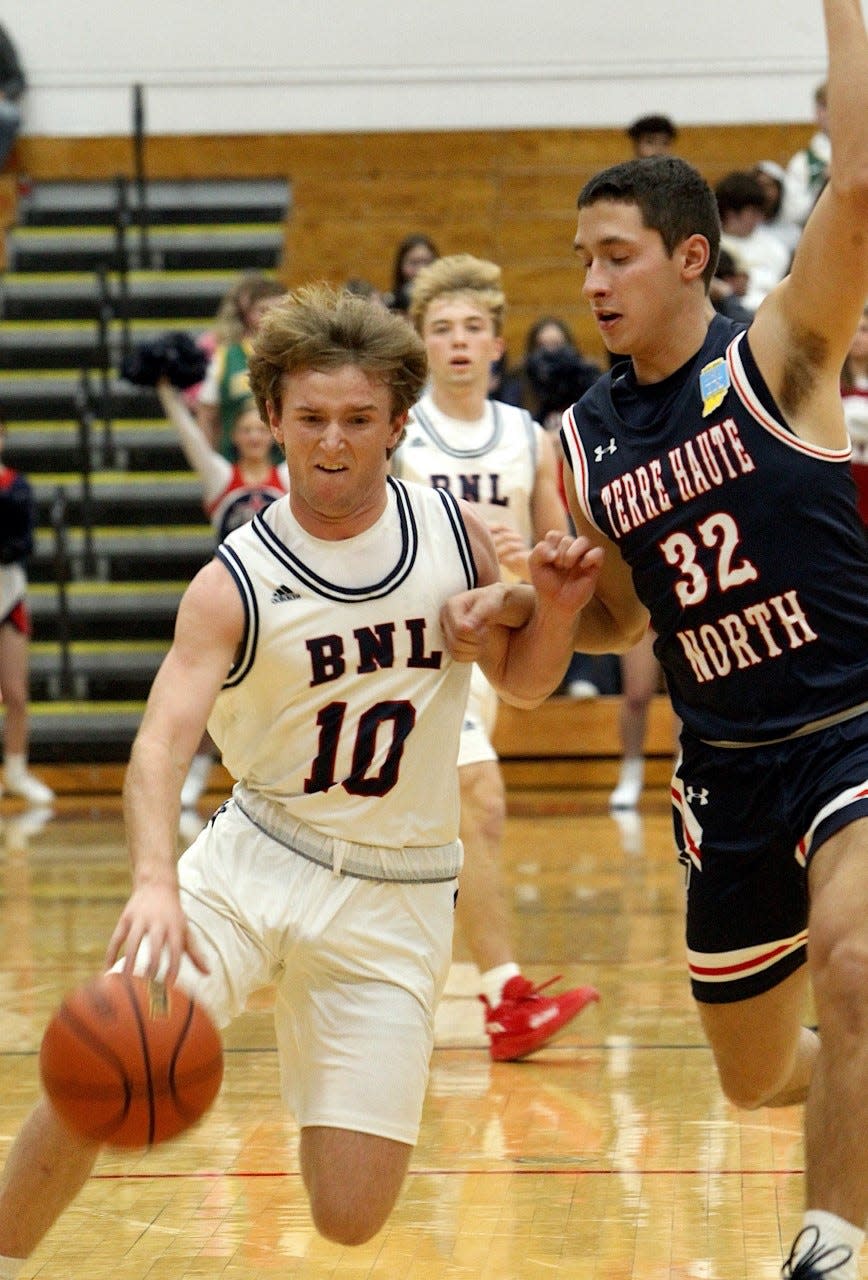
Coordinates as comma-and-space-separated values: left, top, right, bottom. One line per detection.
92, 1166, 805, 1181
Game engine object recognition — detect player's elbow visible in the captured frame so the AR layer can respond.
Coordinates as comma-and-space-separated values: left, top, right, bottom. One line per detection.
829, 168, 868, 209
499, 688, 549, 712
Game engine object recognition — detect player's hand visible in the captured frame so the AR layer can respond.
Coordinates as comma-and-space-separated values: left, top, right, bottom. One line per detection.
440, 582, 510, 663
105, 880, 210, 986
528, 531, 605, 615
488, 522, 530, 579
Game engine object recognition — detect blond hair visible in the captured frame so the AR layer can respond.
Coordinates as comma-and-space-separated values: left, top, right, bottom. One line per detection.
408, 253, 506, 335
247, 282, 428, 422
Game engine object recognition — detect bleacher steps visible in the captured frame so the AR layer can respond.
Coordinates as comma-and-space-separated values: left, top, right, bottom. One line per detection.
1, 175, 290, 763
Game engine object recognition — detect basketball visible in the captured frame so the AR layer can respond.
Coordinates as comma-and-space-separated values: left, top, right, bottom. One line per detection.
39, 972, 224, 1148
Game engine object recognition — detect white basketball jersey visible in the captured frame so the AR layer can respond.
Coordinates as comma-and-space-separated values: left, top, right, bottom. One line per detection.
209, 477, 476, 852
394, 393, 540, 546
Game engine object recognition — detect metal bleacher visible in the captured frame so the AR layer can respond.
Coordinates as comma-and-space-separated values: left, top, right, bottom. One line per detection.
1, 175, 291, 762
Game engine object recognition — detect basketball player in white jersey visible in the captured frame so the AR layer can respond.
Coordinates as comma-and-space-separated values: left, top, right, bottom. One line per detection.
0, 285, 605, 1271
394, 254, 599, 1061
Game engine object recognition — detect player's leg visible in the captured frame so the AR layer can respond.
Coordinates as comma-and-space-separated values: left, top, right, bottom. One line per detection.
697, 966, 816, 1109
804, 817, 868, 1233
674, 737, 818, 1107
0, 1098, 99, 1264
680, 724, 868, 1277
0, 621, 28, 757
278, 872, 456, 1242
299, 1127, 412, 1245
610, 630, 659, 809
0, 802, 275, 1272
0, 618, 53, 804
455, 757, 512, 975
456, 672, 597, 1060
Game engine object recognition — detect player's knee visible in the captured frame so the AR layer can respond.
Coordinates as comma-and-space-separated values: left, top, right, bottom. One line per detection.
722, 1079, 771, 1110
810, 921, 868, 1035
712, 1046, 796, 1111
459, 768, 506, 841
1, 683, 26, 715
309, 1190, 389, 1246
623, 689, 653, 715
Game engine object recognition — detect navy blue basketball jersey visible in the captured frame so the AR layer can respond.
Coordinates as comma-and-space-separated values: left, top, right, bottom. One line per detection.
561, 314, 868, 744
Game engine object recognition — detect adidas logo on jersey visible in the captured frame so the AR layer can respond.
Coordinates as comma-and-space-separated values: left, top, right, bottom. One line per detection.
271, 584, 301, 604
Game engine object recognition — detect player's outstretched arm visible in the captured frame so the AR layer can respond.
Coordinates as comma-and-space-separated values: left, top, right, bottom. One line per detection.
109, 559, 244, 984
750, 0, 868, 442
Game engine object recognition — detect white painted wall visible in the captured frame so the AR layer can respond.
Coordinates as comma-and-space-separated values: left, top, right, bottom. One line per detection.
3, 0, 847, 137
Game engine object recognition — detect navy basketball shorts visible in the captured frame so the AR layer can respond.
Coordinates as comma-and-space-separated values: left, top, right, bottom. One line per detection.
671, 710, 868, 1004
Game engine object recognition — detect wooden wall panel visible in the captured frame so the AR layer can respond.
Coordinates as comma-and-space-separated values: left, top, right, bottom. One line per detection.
16, 121, 813, 366
0, 176, 17, 270
493, 694, 676, 759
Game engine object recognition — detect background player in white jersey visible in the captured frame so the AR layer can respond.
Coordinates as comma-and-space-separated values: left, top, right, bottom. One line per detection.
0, 285, 603, 1273
394, 253, 599, 1061
442, 3, 868, 1275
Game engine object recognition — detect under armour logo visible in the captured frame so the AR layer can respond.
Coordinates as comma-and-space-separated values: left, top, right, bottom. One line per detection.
594, 438, 617, 461
271, 584, 301, 604
686, 786, 709, 805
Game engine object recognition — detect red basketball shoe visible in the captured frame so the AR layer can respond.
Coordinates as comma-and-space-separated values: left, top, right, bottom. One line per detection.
482, 974, 599, 1062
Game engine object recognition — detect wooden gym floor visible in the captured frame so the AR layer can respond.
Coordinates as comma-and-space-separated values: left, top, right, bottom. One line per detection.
0, 779, 813, 1280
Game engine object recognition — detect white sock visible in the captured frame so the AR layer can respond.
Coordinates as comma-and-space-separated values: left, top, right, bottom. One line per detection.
3, 753, 27, 781
610, 756, 645, 809
479, 962, 520, 1008
0, 1256, 25, 1279
792, 1211, 865, 1280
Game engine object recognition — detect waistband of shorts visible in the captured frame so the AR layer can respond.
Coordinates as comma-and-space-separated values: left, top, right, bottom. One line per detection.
700, 698, 868, 749
232, 784, 462, 883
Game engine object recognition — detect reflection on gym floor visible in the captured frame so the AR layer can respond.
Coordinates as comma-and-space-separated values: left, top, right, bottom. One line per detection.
0, 789, 807, 1279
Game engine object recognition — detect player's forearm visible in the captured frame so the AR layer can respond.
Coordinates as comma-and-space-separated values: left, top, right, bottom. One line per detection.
157, 381, 214, 476
571, 595, 647, 655
123, 732, 184, 890
824, 0, 868, 185
494, 591, 642, 705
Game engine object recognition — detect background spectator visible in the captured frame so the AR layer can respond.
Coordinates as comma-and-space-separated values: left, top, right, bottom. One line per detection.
752, 160, 801, 260
715, 169, 790, 313
512, 315, 613, 698
487, 352, 522, 406
625, 113, 678, 158
0, 420, 54, 806
0, 23, 25, 173
195, 273, 285, 458
384, 233, 439, 316
711, 246, 754, 324
519, 315, 602, 430
784, 80, 830, 228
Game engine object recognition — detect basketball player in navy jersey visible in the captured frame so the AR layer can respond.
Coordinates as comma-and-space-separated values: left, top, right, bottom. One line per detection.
444, 2, 868, 1275
0, 286, 601, 1274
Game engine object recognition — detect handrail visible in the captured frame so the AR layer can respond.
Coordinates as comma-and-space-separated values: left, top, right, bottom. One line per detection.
132, 83, 151, 270
75, 371, 97, 578
113, 173, 132, 358
94, 266, 116, 468
49, 485, 74, 699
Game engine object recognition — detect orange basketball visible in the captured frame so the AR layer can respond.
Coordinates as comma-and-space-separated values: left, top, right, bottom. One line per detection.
39, 972, 223, 1148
